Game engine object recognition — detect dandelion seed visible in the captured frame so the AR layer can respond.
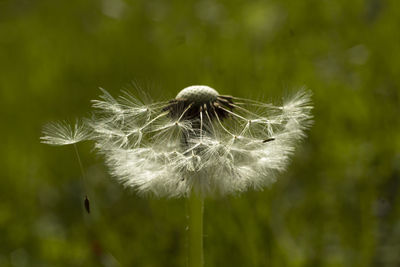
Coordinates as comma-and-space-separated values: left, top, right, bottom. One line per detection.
41, 85, 312, 197
41, 120, 93, 212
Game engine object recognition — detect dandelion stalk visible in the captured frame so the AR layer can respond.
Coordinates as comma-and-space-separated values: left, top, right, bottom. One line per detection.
73, 144, 86, 186
188, 191, 204, 267
73, 144, 90, 213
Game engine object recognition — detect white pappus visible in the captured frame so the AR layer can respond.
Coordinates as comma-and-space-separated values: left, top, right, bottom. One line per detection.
41, 85, 313, 197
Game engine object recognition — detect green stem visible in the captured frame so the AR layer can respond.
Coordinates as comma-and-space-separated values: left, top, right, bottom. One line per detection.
188, 192, 204, 267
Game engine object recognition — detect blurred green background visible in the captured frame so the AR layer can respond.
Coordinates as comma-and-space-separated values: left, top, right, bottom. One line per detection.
1, 0, 400, 266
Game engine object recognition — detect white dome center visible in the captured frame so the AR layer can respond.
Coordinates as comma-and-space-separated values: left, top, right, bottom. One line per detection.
176, 85, 219, 104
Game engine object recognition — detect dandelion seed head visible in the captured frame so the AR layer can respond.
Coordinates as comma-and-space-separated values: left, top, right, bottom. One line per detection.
42, 85, 313, 197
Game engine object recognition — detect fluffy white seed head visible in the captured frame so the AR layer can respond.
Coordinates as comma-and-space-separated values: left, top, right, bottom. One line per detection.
41, 85, 313, 197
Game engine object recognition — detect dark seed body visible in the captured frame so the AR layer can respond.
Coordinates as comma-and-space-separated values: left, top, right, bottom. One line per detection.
84, 196, 90, 213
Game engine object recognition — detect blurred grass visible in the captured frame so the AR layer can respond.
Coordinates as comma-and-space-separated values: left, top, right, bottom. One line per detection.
1, 0, 400, 266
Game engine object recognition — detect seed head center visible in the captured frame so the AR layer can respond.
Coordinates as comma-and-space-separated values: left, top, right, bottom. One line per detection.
176, 85, 219, 104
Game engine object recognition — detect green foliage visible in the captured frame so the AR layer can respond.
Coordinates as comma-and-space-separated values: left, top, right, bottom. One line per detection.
1, 0, 399, 266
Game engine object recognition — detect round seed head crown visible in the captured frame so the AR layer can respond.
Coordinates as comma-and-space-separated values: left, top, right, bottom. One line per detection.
167, 85, 233, 121
176, 85, 219, 104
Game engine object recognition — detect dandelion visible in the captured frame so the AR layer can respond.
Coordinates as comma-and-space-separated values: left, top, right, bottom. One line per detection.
42, 85, 312, 266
